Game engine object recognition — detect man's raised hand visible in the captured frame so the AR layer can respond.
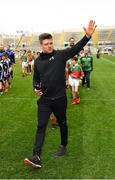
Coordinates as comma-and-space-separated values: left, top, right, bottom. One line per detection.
83, 20, 97, 37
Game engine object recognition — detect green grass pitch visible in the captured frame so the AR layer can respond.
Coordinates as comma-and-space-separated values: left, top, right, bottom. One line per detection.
0, 54, 115, 179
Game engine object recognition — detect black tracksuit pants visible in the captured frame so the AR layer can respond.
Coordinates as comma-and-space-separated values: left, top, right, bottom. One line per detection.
33, 95, 68, 156
82, 70, 91, 88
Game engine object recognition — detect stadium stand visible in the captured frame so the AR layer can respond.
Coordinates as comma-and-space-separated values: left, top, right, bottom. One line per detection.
0, 26, 115, 54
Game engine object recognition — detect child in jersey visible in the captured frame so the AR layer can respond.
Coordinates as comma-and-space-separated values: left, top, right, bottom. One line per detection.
2, 52, 11, 92
27, 50, 33, 75
20, 50, 28, 77
69, 56, 84, 105
0, 56, 4, 96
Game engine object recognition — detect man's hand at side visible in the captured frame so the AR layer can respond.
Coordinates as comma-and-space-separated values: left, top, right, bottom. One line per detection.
34, 89, 43, 96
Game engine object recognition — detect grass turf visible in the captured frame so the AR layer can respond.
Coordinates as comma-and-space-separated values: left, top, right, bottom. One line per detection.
0, 55, 115, 179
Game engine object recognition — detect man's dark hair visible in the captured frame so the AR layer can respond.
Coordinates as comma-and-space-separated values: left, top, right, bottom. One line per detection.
39, 33, 52, 44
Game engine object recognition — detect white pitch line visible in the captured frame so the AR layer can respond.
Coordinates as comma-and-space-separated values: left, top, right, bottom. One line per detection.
0, 97, 37, 100
81, 99, 115, 101
102, 57, 115, 65
0, 98, 115, 101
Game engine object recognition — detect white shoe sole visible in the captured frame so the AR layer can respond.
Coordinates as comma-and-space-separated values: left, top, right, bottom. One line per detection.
24, 158, 41, 168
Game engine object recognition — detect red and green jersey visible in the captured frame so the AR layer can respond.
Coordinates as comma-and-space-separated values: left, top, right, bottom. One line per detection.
80, 56, 93, 71
21, 55, 27, 62
69, 63, 83, 78
65, 44, 79, 78
65, 44, 76, 71
27, 55, 33, 63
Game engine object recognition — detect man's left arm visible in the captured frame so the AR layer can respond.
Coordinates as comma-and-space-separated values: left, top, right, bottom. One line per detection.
60, 21, 97, 61
60, 35, 91, 60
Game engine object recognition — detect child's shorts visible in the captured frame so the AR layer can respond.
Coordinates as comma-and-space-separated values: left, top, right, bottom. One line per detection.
71, 77, 80, 87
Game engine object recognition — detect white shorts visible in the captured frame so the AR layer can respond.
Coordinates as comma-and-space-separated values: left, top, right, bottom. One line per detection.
22, 62, 28, 69
70, 78, 80, 87
31, 60, 34, 67
68, 75, 72, 85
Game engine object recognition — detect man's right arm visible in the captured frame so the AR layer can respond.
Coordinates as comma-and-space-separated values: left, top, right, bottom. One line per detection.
33, 59, 43, 96
33, 59, 40, 89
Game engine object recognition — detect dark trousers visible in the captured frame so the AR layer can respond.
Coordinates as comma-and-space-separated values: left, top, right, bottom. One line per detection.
82, 70, 91, 88
10, 70, 13, 79
33, 95, 68, 156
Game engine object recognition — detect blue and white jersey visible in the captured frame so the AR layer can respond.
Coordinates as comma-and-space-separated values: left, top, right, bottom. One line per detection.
5, 58, 11, 69
0, 61, 3, 81
5, 50, 15, 64
1, 60, 9, 80
5, 58, 12, 76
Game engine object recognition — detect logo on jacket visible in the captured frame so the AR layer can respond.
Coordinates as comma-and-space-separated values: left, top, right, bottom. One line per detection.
49, 56, 54, 61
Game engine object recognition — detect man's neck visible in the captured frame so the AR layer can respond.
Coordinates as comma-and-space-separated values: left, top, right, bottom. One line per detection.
42, 50, 54, 54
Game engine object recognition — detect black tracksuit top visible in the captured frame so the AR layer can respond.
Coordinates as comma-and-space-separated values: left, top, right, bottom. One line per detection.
33, 35, 90, 100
